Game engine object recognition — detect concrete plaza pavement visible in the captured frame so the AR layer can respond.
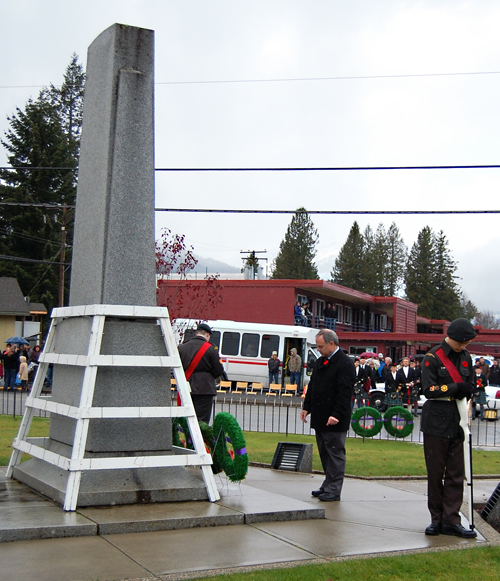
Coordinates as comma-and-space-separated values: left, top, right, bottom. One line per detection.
1, 465, 500, 581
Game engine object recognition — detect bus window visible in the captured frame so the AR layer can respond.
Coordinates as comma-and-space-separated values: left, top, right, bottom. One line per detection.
307, 349, 318, 376
209, 331, 221, 350
261, 334, 279, 358
221, 332, 240, 356
242, 333, 259, 357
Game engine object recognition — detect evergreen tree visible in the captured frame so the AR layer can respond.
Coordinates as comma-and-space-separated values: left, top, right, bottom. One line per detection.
405, 227, 462, 320
0, 55, 85, 315
361, 224, 378, 295
405, 226, 436, 318
43, 53, 85, 158
368, 222, 389, 297
433, 230, 462, 320
271, 208, 319, 279
330, 221, 365, 290
385, 222, 407, 296
460, 293, 478, 321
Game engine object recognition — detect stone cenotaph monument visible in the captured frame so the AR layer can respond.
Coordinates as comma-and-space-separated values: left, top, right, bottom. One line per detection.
8, 23, 218, 510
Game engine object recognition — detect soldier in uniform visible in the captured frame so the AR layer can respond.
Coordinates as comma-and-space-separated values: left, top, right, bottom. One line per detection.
421, 318, 477, 538
178, 323, 224, 424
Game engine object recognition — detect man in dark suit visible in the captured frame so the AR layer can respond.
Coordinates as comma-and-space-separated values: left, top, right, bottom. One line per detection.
300, 329, 355, 501
396, 357, 416, 408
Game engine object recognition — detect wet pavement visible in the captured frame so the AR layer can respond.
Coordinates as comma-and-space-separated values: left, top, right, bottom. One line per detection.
1, 465, 499, 581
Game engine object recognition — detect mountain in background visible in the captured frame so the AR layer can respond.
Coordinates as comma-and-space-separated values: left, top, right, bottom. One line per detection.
191, 255, 240, 274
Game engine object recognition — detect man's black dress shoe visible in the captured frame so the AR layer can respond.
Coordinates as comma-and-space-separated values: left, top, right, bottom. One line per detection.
424, 522, 441, 536
441, 524, 477, 538
318, 492, 341, 502
311, 489, 324, 497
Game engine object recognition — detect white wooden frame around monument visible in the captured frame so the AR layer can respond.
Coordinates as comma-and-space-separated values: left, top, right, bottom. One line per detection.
7, 304, 220, 511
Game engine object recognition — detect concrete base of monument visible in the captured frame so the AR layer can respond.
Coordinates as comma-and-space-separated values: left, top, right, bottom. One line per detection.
12, 458, 208, 509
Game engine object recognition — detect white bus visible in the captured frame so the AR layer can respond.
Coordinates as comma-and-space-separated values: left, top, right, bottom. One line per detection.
173, 319, 320, 390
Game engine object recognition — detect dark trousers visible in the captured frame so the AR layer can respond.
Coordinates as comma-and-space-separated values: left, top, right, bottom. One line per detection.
191, 394, 214, 424
4, 368, 17, 390
423, 433, 464, 525
315, 430, 347, 496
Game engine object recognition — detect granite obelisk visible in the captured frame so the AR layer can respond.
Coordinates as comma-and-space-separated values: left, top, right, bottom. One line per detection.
12, 24, 207, 506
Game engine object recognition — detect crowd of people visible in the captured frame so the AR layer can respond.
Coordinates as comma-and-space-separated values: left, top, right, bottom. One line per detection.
294, 301, 338, 329
352, 353, 422, 415
0, 343, 42, 391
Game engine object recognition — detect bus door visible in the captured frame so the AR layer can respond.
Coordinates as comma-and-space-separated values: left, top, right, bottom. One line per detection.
283, 337, 305, 385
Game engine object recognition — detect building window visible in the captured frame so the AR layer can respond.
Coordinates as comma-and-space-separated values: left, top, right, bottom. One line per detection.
261, 334, 280, 358
316, 299, 325, 317
297, 294, 307, 305
380, 315, 387, 330
345, 306, 352, 325
221, 332, 240, 356
241, 333, 259, 357
336, 304, 343, 322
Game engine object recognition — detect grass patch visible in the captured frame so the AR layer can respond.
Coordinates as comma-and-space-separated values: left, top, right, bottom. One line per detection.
244, 431, 500, 477
195, 546, 500, 580
1, 416, 500, 477
0, 415, 50, 465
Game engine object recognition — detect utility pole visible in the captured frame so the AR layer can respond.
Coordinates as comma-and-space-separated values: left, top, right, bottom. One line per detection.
240, 250, 267, 279
58, 206, 67, 307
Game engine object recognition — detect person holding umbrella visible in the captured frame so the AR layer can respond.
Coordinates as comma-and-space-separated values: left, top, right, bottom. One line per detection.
3, 344, 20, 391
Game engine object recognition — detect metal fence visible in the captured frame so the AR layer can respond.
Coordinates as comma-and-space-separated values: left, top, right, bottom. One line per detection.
2, 390, 499, 448
0, 390, 50, 419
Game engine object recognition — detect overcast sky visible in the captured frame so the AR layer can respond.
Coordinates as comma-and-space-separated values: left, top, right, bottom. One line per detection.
2, 1, 500, 312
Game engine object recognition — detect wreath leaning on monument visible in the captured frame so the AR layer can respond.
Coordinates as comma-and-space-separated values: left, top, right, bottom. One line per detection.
171, 418, 223, 474
172, 417, 193, 449
212, 412, 249, 483
383, 406, 414, 438
350, 406, 383, 438
199, 421, 223, 474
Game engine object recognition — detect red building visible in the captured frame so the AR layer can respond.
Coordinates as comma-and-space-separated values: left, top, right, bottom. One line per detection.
158, 278, 500, 360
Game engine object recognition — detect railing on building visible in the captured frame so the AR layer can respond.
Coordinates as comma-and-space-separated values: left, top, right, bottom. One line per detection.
295, 315, 392, 333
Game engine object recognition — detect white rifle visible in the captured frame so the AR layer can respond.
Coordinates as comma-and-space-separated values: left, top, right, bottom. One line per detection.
457, 396, 474, 530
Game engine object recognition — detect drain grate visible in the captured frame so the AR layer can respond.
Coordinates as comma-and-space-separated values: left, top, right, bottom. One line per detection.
271, 442, 309, 472
481, 481, 500, 520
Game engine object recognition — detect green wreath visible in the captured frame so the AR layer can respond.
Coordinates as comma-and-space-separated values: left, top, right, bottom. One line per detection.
172, 419, 223, 474
350, 406, 383, 437
172, 417, 193, 449
199, 421, 223, 474
212, 412, 249, 483
383, 406, 414, 438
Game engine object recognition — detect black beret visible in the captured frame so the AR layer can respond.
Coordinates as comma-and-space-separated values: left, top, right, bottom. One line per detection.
447, 318, 476, 342
197, 323, 213, 335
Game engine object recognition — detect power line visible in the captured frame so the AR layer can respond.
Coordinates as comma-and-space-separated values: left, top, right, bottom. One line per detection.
154, 164, 500, 172
155, 209, 500, 215
155, 71, 500, 85
1, 201, 498, 214
2, 70, 500, 90
0, 201, 75, 209
0, 254, 68, 266
0, 227, 72, 248
2, 164, 500, 173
